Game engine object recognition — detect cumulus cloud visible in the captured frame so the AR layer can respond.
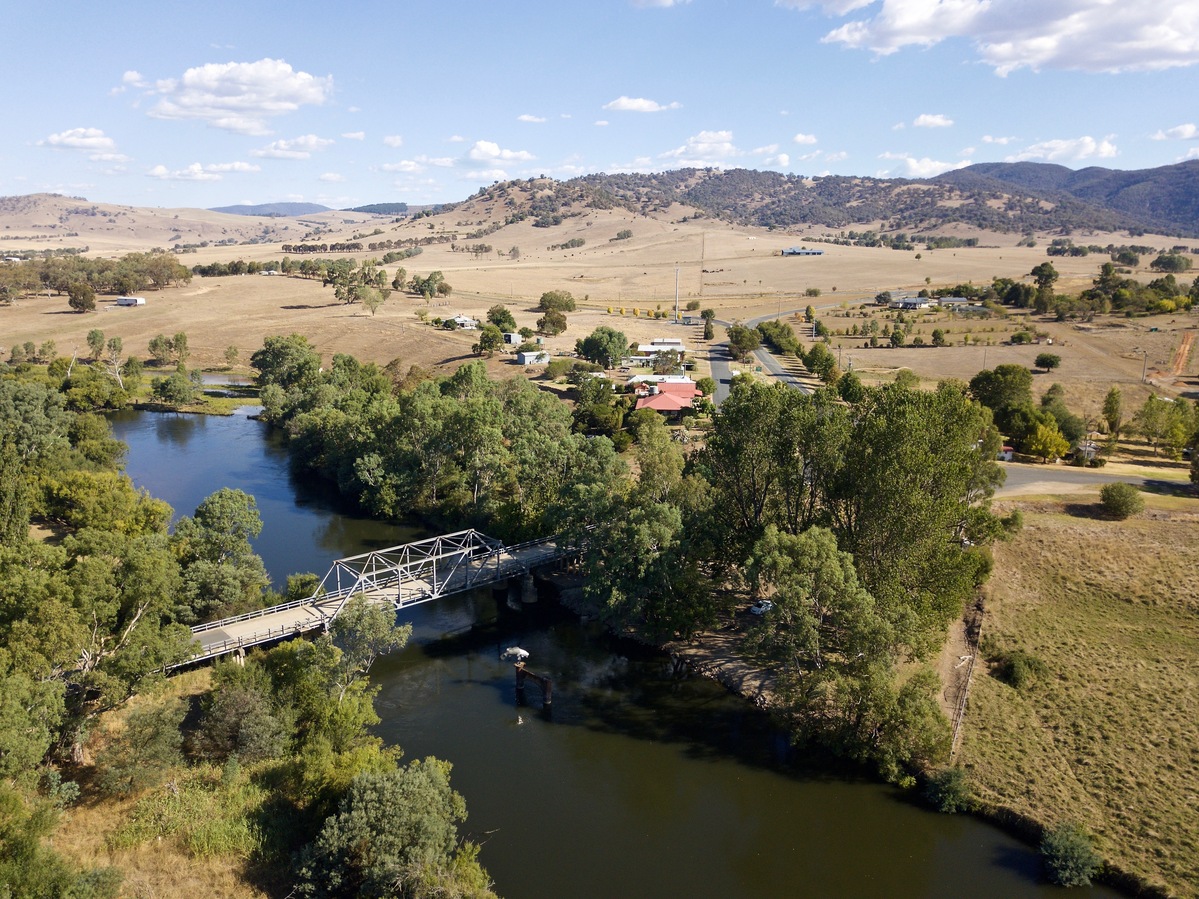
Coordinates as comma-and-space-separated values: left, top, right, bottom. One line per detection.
318, 172, 345, 182
800, 0, 1199, 75
824, 150, 848, 162
595, 120, 610, 127
517, 114, 546, 123
251, 134, 334, 159
982, 134, 1017, 145
1152, 123, 1199, 140
147, 163, 222, 181
146, 161, 259, 180
765, 153, 791, 167
603, 96, 682, 112
463, 168, 509, 181
914, 113, 953, 128
793, 132, 818, 144
879, 152, 971, 178
43, 127, 116, 152
632, 0, 692, 6
468, 140, 534, 162
1004, 135, 1119, 162
342, 131, 365, 140
145, 58, 331, 135
447, 135, 466, 142
660, 130, 742, 165
753, 144, 780, 155
383, 135, 404, 148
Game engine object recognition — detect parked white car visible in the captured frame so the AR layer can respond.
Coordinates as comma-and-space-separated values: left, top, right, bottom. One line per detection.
749, 600, 773, 616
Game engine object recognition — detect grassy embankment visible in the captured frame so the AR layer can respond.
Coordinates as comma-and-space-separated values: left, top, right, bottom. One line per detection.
960, 492, 1199, 895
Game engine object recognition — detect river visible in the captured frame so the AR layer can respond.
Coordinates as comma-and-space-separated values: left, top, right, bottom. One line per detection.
108, 407, 1120, 899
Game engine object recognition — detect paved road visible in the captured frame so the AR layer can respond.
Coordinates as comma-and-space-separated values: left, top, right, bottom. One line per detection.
710, 309, 811, 404
996, 461, 1183, 497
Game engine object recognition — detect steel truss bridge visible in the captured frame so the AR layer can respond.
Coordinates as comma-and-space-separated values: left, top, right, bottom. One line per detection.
178, 529, 570, 667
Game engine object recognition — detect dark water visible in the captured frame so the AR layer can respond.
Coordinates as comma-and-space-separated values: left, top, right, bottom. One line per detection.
110, 408, 1121, 899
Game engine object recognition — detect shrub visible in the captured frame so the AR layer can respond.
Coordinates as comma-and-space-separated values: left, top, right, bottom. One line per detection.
1041, 822, 1102, 886
1099, 482, 1144, 519
990, 648, 1048, 691
924, 767, 972, 813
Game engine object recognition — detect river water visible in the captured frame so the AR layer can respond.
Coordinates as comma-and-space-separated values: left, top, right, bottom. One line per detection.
108, 408, 1120, 899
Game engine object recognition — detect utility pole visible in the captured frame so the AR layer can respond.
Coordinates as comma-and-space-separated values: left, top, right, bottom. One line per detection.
674, 267, 680, 322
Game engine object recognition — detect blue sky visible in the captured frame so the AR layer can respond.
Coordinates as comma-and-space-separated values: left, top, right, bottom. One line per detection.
5, 0, 1199, 209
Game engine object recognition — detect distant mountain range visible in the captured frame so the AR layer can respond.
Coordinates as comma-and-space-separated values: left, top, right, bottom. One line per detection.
209, 202, 332, 217
506, 160, 1199, 238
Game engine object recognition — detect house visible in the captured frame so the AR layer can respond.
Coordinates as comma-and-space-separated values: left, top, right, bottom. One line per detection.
116, 296, 146, 306
889, 297, 931, 310
997, 445, 1015, 462
517, 351, 551, 365
782, 246, 824, 256
632, 379, 701, 413
450, 314, 478, 330
634, 391, 697, 413
503, 332, 522, 345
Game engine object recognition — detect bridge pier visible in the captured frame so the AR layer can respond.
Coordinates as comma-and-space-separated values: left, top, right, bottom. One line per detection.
515, 660, 552, 708
520, 572, 537, 604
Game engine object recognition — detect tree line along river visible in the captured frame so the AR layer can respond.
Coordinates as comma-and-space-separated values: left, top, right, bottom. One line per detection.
108, 406, 1121, 899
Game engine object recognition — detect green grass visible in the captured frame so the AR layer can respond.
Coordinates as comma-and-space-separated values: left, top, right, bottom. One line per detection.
960, 501, 1199, 894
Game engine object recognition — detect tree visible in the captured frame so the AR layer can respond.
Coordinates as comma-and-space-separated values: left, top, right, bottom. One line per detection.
538, 290, 576, 313
329, 596, 412, 703
95, 699, 186, 795
86, 329, 105, 360
1149, 252, 1192, 273
536, 309, 567, 335
172, 488, 269, 621
1102, 386, 1123, 438
1041, 822, 1101, 887
931, 328, 946, 347
889, 329, 905, 347
1026, 422, 1070, 462
66, 282, 95, 313
147, 334, 173, 366
1030, 261, 1059, 303
473, 323, 505, 357
969, 364, 1033, 420
294, 759, 488, 899
486, 304, 517, 332
1099, 482, 1144, 519
1034, 352, 1061, 372
359, 286, 386, 316
575, 326, 628, 368
695, 376, 717, 397
726, 323, 760, 361
172, 332, 190, 365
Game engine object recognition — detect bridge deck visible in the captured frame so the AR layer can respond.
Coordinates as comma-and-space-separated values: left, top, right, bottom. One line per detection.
182, 532, 567, 666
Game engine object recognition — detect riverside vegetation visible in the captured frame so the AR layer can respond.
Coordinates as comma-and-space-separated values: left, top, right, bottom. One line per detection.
4, 329, 1195, 895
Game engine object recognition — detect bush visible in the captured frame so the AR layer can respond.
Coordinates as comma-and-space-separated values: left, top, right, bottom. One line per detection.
1041, 822, 1102, 886
990, 648, 1048, 691
1099, 482, 1144, 519
924, 767, 972, 813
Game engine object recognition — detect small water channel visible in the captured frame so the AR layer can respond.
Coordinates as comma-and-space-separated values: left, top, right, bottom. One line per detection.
108, 407, 1121, 899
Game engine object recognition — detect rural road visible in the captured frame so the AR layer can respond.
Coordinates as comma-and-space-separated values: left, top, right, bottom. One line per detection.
710, 309, 811, 404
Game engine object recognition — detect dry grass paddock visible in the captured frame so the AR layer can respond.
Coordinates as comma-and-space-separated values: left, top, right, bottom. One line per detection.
959, 496, 1199, 895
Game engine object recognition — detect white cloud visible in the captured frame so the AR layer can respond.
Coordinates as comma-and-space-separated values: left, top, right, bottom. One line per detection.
1152, 123, 1199, 140
879, 152, 971, 178
824, 150, 848, 162
383, 135, 404, 148
43, 127, 116, 152
463, 168, 509, 181
517, 114, 546, 123
765, 153, 791, 167
146, 58, 332, 135
381, 160, 423, 173
1183, 147, 1199, 160
804, 0, 1199, 75
603, 96, 682, 112
913, 113, 953, 128
111, 70, 147, 94
146, 160, 260, 180
793, 132, 818, 144
251, 134, 334, 159
420, 155, 456, 168
632, 0, 692, 6
342, 131, 365, 140
661, 130, 741, 165
447, 134, 466, 142
468, 140, 534, 162
318, 172, 345, 182
1004, 135, 1119, 163
753, 144, 780, 155
147, 163, 222, 181
89, 153, 132, 163
595, 120, 610, 127
982, 134, 1017, 145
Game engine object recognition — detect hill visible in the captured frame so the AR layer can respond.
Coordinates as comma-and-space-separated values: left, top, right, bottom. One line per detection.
209, 202, 331, 217
934, 160, 1199, 237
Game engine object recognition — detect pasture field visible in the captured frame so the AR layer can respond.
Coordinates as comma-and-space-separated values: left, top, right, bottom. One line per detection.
960, 495, 1199, 895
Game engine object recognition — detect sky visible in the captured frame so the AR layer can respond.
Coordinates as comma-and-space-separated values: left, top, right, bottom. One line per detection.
4, 0, 1199, 210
